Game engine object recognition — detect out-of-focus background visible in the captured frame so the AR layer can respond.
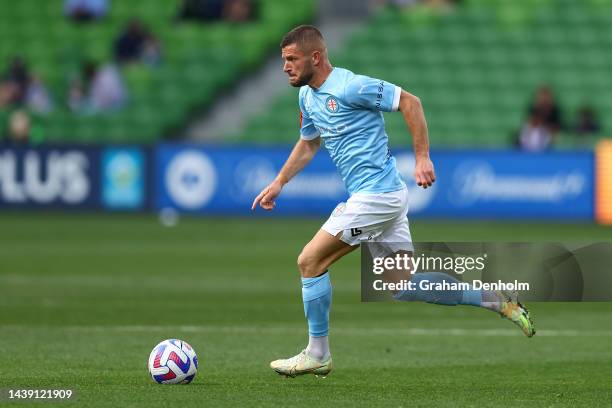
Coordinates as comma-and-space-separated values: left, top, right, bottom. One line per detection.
0, 0, 610, 222
1, 1, 612, 406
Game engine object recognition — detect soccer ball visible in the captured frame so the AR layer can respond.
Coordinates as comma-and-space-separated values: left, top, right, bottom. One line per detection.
148, 339, 199, 384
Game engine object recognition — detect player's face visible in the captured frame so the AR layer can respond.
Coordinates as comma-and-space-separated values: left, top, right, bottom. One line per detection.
282, 44, 314, 87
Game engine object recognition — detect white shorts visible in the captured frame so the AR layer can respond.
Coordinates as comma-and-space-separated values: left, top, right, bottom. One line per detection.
322, 187, 413, 255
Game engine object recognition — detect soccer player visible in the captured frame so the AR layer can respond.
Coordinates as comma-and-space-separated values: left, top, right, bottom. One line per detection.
252, 25, 535, 378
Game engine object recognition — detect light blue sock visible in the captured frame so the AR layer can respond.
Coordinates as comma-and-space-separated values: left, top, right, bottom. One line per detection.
302, 272, 332, 337
393, 272, 482, 307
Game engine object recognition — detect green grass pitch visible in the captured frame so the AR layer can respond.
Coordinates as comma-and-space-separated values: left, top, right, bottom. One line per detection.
1, 214, 611, 407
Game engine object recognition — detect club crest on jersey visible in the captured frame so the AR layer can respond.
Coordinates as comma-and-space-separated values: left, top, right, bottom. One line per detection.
332, 202, 346, 217
325, 96, 339, 113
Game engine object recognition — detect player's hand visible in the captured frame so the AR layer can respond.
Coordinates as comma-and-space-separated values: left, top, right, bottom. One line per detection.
251, 179, 283, 211
414, 157, 435, 189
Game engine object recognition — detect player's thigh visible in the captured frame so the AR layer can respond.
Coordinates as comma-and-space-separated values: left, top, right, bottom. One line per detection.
377, 216, 413, 247
365, 216, 414, 266
298, 229, 357, 277
366, 218, 415, 294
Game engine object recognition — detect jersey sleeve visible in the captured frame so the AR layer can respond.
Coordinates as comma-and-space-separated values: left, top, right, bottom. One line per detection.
345, 75, 401, 112
298, 90, 320, 140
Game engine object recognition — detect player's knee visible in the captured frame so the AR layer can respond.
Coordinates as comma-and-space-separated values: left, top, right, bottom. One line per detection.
297, 251, 321, 278
296, 252, 310, 276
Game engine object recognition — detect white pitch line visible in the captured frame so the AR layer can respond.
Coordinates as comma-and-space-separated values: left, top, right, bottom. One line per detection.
1, 325, 611, 337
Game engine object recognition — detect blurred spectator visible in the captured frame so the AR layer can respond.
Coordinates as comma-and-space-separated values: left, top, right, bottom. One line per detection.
114, 19, 146, 63
90, 64, 127, 110
517, 117, 553, 152
6, 110, 31, 144
0, 57, 30, 107
527, 85, 563, 134
26, 76, 54, 114
141, 33, 163, 66
114, 19, 162, 66
68, 61, 94, 111
64, 0, 108, 22
178, 0, 225, 21
574, 105, 600, 137
177, 0, 257, 22
69, 61, 127, 113
517, 86, 564, 151
0, 81, 19, 108
223, 0, 257, 23
0, 58, 53, 113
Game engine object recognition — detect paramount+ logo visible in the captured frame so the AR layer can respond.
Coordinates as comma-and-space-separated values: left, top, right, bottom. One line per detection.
0, 150, 90, 205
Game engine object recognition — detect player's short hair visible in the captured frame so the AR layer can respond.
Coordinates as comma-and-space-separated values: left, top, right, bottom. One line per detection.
280, 25, 325, 53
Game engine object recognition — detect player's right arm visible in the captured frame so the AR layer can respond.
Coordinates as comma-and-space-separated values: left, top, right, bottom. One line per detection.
251, 137, 321, 211
252, 90, 321, 211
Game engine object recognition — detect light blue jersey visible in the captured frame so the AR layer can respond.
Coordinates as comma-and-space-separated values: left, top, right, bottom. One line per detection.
299, 67, 405, 195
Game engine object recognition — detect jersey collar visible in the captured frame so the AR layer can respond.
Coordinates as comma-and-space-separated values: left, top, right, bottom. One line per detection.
311, 67, 336, 93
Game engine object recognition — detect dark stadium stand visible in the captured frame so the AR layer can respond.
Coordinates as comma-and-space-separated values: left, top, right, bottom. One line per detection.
0, 0, 315, 143
236, 0, 611, 147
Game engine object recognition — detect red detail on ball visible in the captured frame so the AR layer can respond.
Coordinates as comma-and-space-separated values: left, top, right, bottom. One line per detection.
160, 370, 177, 381
153, 350, 163, 368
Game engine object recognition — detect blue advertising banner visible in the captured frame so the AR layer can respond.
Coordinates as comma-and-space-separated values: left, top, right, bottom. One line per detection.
0, 143, 592, 218
395, 150, 594, 220
0, 144, 149, 210
155, 145, 594, 219
155, 144, 347, 215
0, 144, 100, 208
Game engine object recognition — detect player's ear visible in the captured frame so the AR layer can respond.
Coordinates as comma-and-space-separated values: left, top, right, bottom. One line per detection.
311, 50, 321, 66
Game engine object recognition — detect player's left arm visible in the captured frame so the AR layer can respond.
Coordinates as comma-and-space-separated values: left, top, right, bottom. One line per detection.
398, 90, 436, 189
345, 75, 435, 189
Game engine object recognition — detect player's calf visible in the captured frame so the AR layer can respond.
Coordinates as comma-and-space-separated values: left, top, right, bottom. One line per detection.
392, 272, 536, 337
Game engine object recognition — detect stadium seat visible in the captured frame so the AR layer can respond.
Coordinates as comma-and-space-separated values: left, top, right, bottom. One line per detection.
0, 0, 316, 143
235, 0, 611, 147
